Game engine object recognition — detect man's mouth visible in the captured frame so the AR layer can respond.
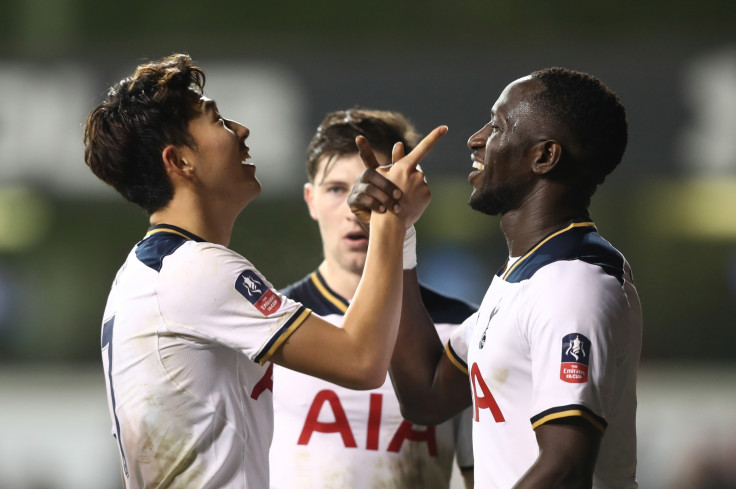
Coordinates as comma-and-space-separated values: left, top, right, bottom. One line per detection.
241, 146, 252, 165
469, 157, 485, 184
346, 232, 368, 241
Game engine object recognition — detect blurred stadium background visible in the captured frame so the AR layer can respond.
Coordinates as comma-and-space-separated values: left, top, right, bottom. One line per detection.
1, 1, 735, 487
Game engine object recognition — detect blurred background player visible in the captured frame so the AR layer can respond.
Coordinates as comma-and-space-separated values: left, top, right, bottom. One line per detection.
347, 68, 642, 488
83, 54, 445, 489
270, 109, 475, 489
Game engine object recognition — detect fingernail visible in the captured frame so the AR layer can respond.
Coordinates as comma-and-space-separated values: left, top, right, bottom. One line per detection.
393, 204, 401, 213
393, 190, 402, 199
379, 205, 386, 212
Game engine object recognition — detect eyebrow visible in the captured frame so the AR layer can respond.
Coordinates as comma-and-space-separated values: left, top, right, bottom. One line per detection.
493, 108, 509, 122
317, 177, 350, 186
200, 99, 218, 114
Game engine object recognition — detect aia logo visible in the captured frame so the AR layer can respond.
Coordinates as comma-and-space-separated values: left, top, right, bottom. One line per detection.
235, 270, 282, 316
560, 333, 591, 383
251, 364, 273, 400
297, 390, 438, 454
470, 363, 505, 423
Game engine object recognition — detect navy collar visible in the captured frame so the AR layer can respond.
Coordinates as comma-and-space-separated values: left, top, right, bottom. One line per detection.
144, 224, 205, 242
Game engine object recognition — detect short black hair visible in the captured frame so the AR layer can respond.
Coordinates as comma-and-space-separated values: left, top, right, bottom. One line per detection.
530, 67, 628, 187
84, 53, 205, 214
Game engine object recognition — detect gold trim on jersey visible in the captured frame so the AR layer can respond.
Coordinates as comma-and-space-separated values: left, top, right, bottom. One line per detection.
144, 227, 193, 241
258, 308, 313, 365
445, 343, 469, 375
310, 272, 348, 313
531, 408, 606, 434
502, 221, 595, 280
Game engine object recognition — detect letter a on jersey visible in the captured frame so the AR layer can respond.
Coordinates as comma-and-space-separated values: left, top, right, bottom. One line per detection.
235, 270, 282, 316
560, 333, 591, 383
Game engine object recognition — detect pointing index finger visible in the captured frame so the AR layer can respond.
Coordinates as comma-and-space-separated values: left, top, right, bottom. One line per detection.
399, 125, 448, 171
356, 135, 381, 170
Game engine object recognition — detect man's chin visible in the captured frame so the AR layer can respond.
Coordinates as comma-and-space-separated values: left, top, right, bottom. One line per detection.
346, 263, 366, 276
340, 255, 367, 275
469, 195, 502, 216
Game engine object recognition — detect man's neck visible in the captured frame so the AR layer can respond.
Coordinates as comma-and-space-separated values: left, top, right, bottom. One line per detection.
150, 196, 236, 247
500, 190, 589, 257
317, 261, 361, 301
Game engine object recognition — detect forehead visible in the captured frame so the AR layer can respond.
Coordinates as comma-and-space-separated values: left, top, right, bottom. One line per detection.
315, 151, 390, 182
491, 76, 542, 121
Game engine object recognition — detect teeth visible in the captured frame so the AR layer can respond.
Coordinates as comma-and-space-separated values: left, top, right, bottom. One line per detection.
472, 161, 485, 171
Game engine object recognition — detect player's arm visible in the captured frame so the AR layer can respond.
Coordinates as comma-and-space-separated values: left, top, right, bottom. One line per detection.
512, 417, 601, 489
347, 141, 473, 424
462, 470, 474, 489
269, 126, 447, 390
391, 268, 472, 424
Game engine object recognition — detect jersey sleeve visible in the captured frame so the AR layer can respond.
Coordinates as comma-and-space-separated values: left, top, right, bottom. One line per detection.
446, 311, 478, 376
155, 242, 311, 365
521, 260, 629, 433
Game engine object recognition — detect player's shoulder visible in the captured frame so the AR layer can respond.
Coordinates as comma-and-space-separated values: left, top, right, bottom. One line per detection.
279, 270, 347, 316
134, 228, 192, 273
137, 226, 265, 302
418, 283, 477, 325
505, 222, 626, 286
135, 224, 246, 273
279, 273, 312, 301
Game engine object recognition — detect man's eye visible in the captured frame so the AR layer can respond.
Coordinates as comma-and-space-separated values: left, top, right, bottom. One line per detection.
327, 186, 345, 194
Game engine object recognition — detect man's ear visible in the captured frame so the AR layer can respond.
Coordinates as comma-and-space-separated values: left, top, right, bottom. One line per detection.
532, 140, 562, 175
304, 182, 319, 221
162, 145, 193, 178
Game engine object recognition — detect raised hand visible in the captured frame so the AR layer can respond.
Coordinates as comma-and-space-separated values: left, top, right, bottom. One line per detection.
348, 125, 447, 230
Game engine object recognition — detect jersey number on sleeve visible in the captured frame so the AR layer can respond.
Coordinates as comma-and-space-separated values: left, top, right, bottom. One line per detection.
470, 362, 505, 422
101, 316, 129, 477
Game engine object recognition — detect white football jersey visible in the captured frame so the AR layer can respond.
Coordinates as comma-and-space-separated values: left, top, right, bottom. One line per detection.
448, 221, 642, 489
270, 271, 475, 489
100, 225, 311, 489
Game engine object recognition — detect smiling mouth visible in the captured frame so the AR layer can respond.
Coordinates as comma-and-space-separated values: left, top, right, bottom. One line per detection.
240, 145, 252, 165
472, 161, 485, 171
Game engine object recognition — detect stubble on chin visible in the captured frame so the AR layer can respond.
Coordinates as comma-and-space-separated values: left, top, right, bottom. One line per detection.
469, 187, 505, 216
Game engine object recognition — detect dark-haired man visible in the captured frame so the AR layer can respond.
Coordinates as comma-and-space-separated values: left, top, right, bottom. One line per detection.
270, 109, 475, 489
348, 68, 643, 488
84, 53, 445, 489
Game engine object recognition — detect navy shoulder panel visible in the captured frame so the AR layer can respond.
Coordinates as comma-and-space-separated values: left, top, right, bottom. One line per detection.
134, 225, 204, 272
278, 276, 307, 299
504, 225, 624, 285
280, 272, 478, 323
280, 271, 348, 316
135, 233, 189, 272
419, 284, 477, 324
